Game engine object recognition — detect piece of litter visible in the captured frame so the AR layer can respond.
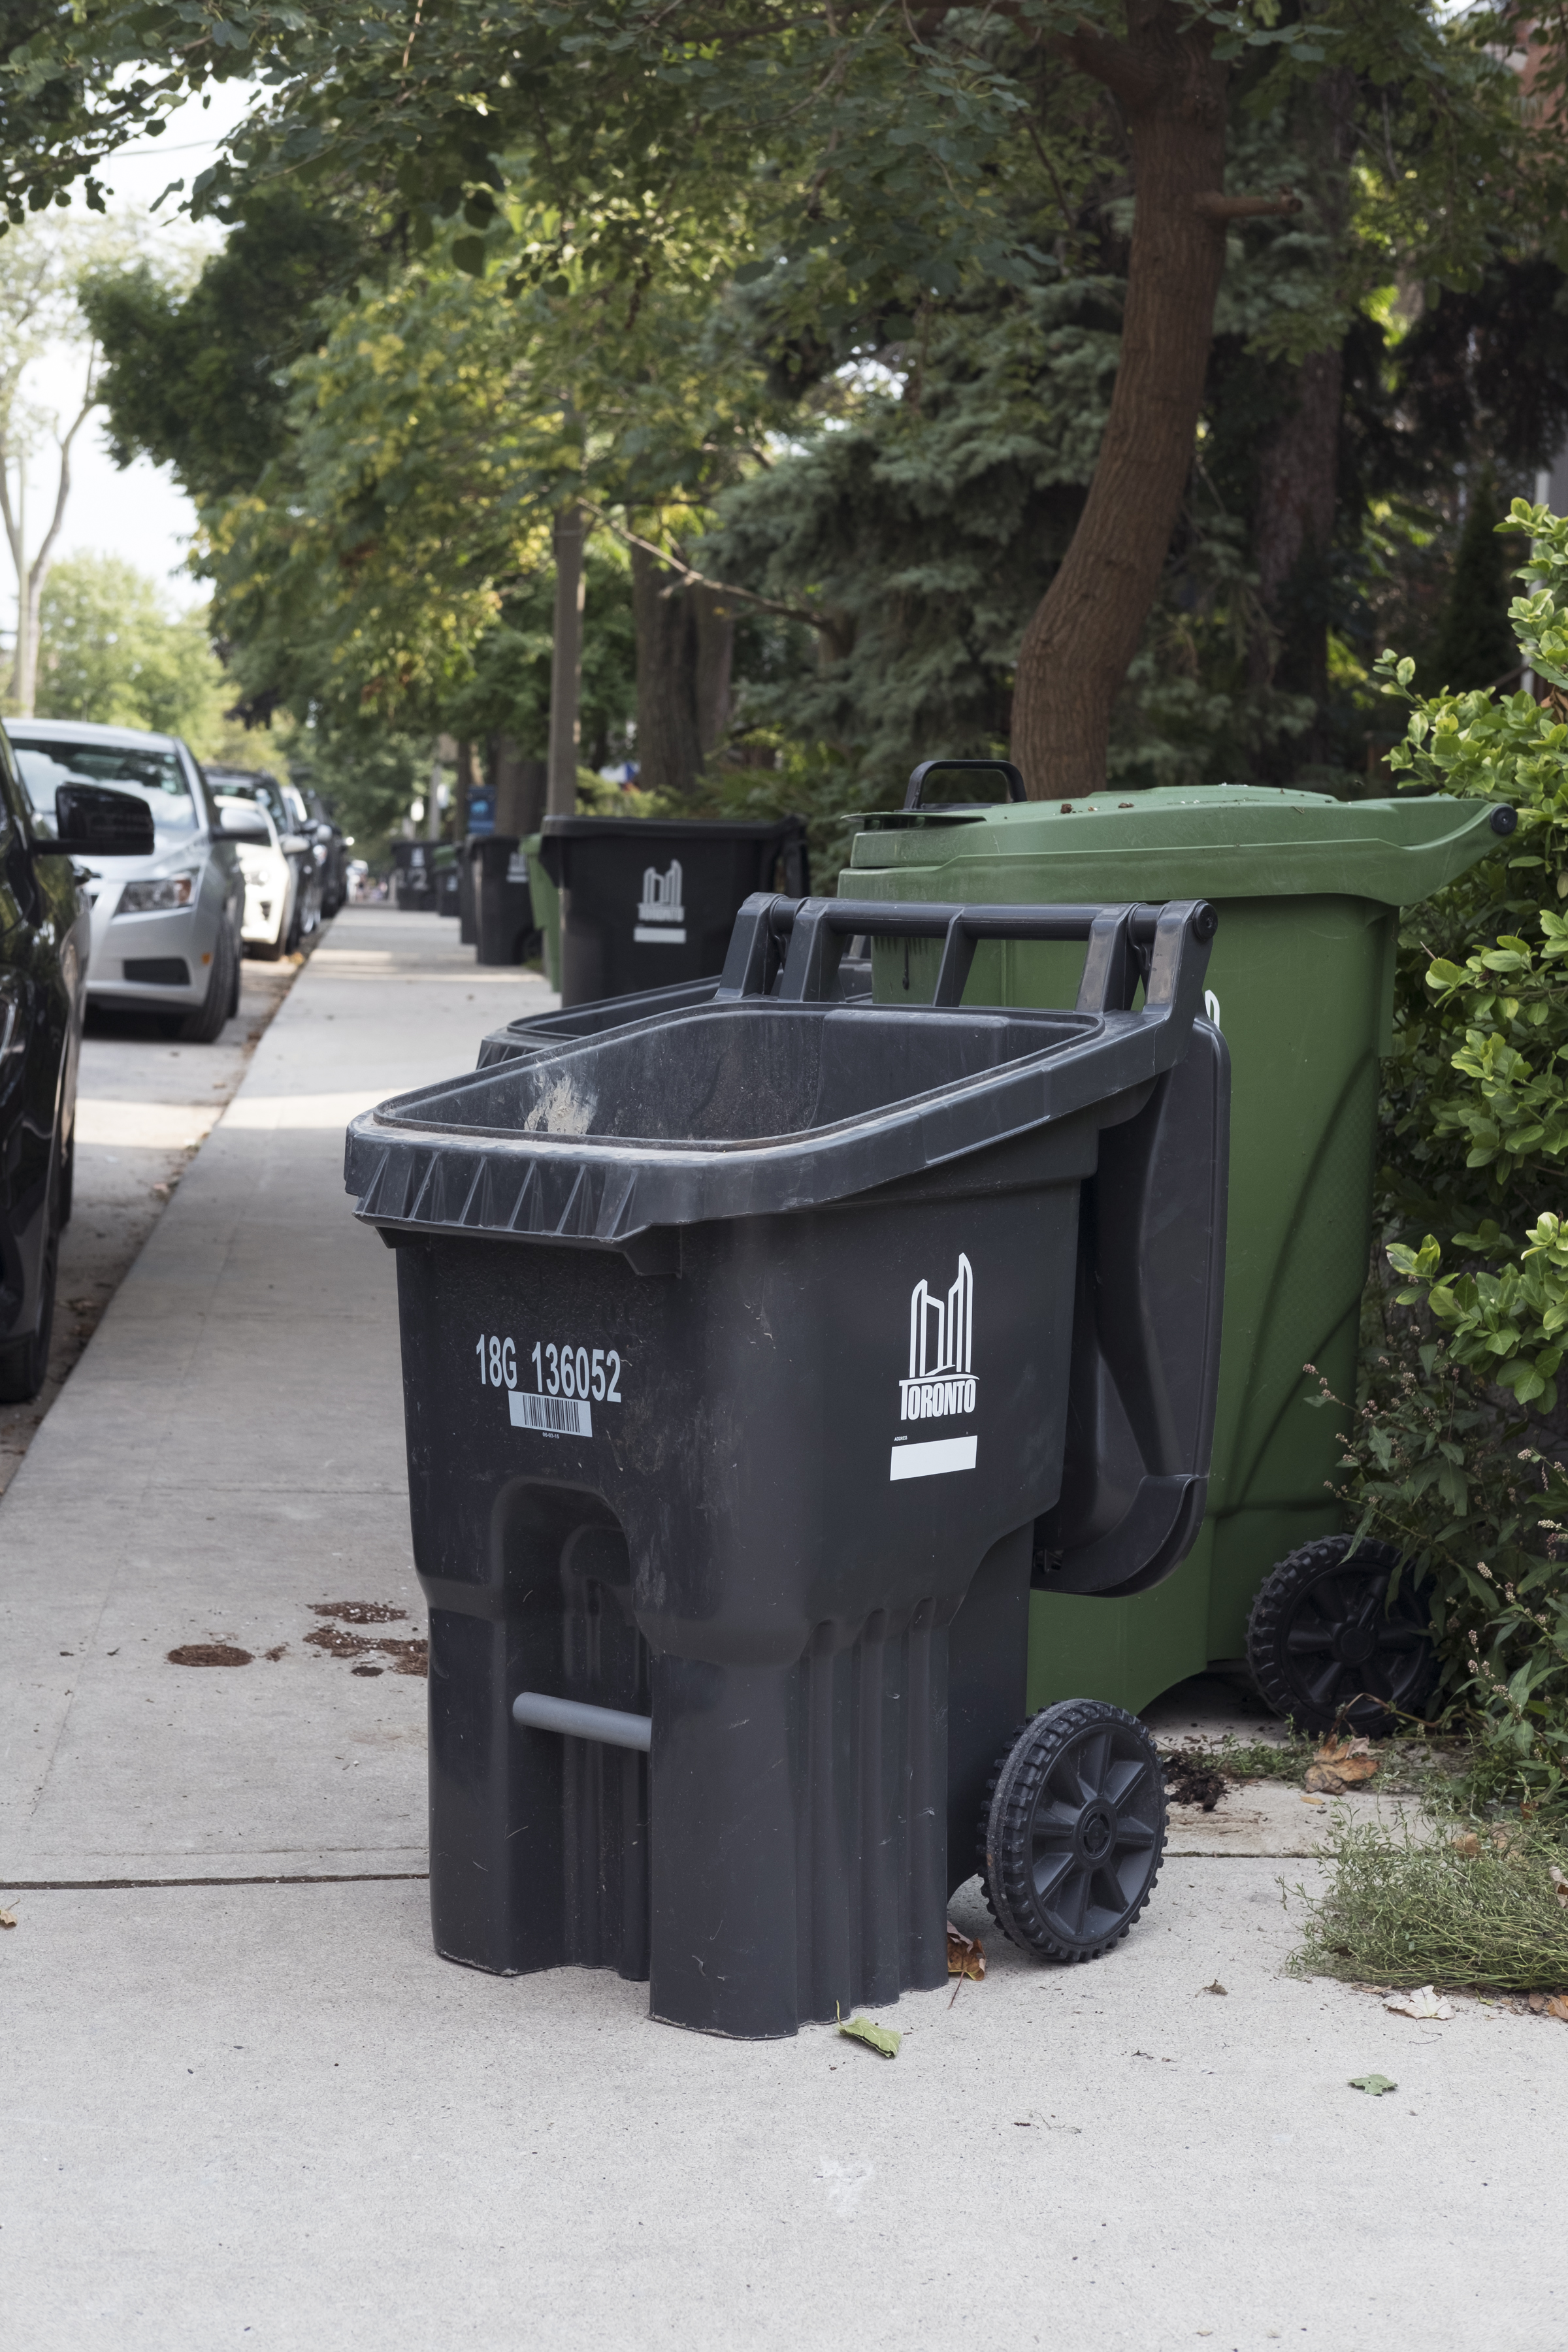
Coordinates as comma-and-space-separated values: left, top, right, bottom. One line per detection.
1383, 1985, 1454, 2021
947, 1923, 985, 1980
0, 1906, 16, 1929
1348, 2073, 1397, 2095
1548, 1865, 1568, 1910
1301, 1793, 1326, 1806
836, 2004, 900, 2059
1200, 1979, 1228, 1997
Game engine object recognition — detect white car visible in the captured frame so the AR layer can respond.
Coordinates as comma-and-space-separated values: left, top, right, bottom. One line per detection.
216, 793, 297, 960
7, 717, 261, 1042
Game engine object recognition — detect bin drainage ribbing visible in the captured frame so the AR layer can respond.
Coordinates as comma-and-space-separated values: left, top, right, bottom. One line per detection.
513, 1690, 653, 1752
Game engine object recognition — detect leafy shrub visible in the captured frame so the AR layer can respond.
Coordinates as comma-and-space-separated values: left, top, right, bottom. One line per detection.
1328, 503, 1568, 1809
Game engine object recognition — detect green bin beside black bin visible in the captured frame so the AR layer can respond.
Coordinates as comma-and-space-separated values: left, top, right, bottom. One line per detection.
843, 764, 1516, 1729
346, 892, 1226, 2036
539, 814, 808, 1006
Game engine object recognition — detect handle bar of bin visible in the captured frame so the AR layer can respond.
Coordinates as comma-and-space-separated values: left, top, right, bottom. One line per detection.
512, 1690, 652, 1752
903, 757, 1029, 810
728, 894, 1217, 1019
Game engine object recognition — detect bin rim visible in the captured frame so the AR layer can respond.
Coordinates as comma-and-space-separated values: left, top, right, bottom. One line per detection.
540, 813, 806, 840
344, 896, 1218, 1247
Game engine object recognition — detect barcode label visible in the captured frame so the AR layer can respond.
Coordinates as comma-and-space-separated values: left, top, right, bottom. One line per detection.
509, 1390, 593, 1439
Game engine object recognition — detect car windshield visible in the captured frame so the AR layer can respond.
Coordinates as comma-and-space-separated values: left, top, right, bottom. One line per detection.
211, 773, 287, 831
13, 739, 198, 839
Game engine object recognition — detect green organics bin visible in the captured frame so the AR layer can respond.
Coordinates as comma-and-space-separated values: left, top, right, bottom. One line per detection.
521, 832, 561, 991
843, 777, 1515, 1720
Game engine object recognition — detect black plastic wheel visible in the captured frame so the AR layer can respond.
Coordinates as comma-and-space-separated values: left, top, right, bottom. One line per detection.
1245, 1535, 1437, 1736
981, 1699, 1168, 1962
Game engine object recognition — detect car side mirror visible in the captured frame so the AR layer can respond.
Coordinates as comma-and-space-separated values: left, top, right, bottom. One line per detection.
280, 832, 310, 855
216, 805, 273, 847
34, 783, 157, 860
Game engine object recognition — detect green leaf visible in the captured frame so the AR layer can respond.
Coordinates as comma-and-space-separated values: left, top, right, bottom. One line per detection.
1348, 2074, 1397, 2095
451, 236, 487, 277
836, 2004, 901, 2059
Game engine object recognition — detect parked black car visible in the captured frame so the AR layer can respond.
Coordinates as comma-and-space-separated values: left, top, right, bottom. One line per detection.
0, 724, 155, 1399
306, 795, 350, 917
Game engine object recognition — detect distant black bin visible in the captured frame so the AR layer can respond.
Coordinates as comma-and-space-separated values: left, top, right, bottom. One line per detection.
473, 835, 538, 966
457, 838, 480, 945
345, 893, 1226, 2039
539, 814, 808, 1006
472, 923, 872, 1069
390, 840, 437, 911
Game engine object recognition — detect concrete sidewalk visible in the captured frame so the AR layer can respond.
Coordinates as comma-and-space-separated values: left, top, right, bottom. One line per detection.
3, 908, 1563, 2351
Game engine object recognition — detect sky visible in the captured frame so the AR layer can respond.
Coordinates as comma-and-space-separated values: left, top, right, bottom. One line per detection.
7, 80, 258, 630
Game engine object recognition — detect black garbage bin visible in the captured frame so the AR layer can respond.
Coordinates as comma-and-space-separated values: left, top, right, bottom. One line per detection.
473, 913, 873, 1068
434, 845, 460, 919
539, 814, 808, 1005
390, 840, 436, 911
346, 893, 1226, 2039
473, 835, 538, 967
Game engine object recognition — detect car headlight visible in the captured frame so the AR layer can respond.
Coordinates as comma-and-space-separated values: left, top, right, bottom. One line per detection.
119, 874, 196, 913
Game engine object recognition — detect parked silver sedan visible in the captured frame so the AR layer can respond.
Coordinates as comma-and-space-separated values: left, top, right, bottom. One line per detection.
7, 719, 266, 1043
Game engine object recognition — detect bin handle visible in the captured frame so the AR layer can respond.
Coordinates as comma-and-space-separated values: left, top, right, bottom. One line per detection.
770, 895, 1216, 1018
904, 759, 1028, 811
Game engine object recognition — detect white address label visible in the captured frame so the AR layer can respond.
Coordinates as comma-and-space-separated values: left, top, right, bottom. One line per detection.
510, 1391, 592, 1438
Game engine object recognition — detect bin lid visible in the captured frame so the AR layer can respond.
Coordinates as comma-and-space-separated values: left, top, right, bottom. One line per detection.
541, 815, 802, 841
847, 784, 1514, 907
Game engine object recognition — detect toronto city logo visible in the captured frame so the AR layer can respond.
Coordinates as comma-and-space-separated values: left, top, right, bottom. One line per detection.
635, 858, 686, 942
890, 1253, 979, 1480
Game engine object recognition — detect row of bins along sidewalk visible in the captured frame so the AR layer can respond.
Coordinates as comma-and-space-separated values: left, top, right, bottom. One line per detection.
350, 762, 1514, 2040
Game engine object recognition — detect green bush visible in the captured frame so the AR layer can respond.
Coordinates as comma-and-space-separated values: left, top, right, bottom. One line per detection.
1329, 503, 1568, 1810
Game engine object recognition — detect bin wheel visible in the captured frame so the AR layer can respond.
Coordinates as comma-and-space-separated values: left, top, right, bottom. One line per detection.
980, 1699, 1168, 1963
1245, 1535, 1437, 1737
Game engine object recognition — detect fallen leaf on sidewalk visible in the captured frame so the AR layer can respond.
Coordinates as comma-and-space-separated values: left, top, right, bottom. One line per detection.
167, 1644, 252, 1668
947, 1924, 985, 1980
1200, 1980, 1228, 1996
1548, 1866, 1568, 1910
1383, 1985, 1454, 2020
1544, 1995, 1568, 2023
1450, 1831, 1481, 1857
0, 1906, 16, 1929
1305, 1739, 1380, 1795
836, 2005, 900, 2059
1348, 2074, 1397, 2095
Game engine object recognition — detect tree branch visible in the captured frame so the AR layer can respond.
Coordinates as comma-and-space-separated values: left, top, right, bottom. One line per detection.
581, 502, 825, 630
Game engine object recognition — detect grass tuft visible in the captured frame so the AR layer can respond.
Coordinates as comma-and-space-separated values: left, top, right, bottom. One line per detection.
1290, 1815, 1568, 1993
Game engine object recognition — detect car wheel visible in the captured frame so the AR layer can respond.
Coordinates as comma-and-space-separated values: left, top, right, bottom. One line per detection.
181, 924, 237, 1044
0, 1160, 60, 1403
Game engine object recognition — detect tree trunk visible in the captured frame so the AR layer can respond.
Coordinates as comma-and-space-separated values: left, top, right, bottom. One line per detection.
493, 737, 546, 837
693, 583, 734, 757
546, 500, 585, 817
1248, 346, 1344, 716
632, 541, 704, 796
1247, 70, 1358, 754
1010, 1, 1229, 796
